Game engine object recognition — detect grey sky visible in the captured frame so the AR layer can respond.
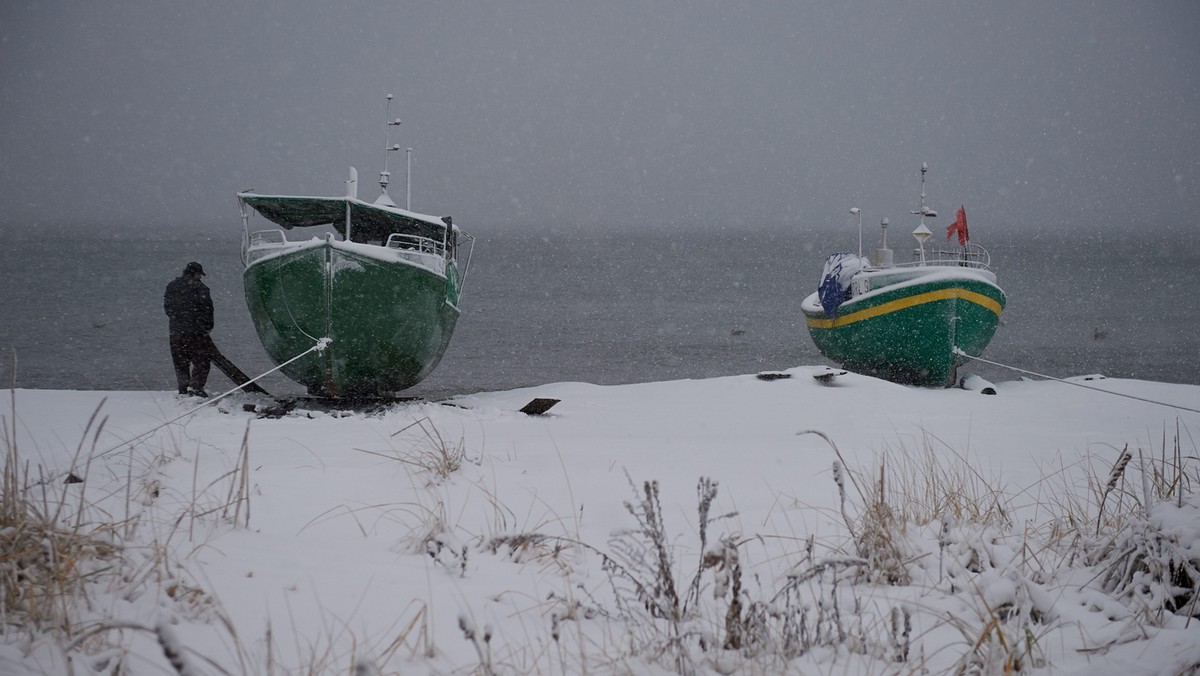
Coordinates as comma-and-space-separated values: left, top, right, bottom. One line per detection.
2, 1, 1198, 237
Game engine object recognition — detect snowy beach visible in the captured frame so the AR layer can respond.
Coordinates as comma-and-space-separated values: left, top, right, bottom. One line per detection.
3, 370, 1198, 674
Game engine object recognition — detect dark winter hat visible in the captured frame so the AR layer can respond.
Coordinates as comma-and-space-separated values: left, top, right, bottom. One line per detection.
184, 261, 206, 276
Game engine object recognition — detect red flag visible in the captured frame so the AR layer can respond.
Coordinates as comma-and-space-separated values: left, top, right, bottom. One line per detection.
946, 205, 968, 246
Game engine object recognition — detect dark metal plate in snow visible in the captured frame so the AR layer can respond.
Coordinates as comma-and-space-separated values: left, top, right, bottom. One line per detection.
520, 398, 561, 415
813, 369, 847, 384
756, 372, 792, 381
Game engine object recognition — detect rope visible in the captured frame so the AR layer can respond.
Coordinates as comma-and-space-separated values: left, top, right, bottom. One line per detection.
97, 338, 331, 458
957, 351, 1200, 415
282, 283, 322, 344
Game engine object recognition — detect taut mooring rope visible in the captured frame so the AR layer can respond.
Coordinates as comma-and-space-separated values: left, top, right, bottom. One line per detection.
96, 338, 332, 458
957, 350, 1200, 415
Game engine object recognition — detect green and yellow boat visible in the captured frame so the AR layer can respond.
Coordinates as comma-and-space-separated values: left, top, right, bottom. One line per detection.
801, 165, 1005, 387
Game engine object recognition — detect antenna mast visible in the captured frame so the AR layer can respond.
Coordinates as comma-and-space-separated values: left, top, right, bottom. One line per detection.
911, 162, 938, 225
380, 95, 403, 199
910, 163, 935, 263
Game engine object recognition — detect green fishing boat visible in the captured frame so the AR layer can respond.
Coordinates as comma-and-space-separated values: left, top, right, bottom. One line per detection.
236, 98, 473, 396
801, 164, 1005, 387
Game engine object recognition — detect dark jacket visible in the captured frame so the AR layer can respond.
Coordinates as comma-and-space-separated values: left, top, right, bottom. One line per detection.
164, 275, 214, 335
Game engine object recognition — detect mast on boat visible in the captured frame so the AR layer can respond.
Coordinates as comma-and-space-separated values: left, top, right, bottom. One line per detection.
379, 94, 403, 207
910, 163, 936, 264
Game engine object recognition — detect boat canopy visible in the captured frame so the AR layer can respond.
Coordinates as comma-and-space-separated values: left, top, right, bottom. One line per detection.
238, 194, 451, 244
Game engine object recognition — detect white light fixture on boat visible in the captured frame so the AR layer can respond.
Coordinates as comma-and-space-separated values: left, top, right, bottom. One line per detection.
875, 217, 893, 267
850, 207, 862, 257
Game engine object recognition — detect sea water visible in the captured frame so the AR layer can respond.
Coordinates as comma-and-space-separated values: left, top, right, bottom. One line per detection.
1, 227, 1197, 400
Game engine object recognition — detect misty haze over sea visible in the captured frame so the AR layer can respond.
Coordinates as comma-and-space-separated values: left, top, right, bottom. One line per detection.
2, 225, 1196, 400
3, 3, 1197, 239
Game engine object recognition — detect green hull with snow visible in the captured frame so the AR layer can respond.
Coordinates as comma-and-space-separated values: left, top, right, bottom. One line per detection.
244, 240, 459, 395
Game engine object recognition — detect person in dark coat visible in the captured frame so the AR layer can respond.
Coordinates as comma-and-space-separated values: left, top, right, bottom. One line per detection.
164, 262, 214, 397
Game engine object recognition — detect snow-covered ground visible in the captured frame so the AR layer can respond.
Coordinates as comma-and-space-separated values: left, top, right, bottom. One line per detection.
3, 368, 1199, 675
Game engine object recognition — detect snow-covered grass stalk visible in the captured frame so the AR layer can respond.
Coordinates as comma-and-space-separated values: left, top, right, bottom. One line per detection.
219, 420, 253, 528
941, 588, 1050, 674
384, 416, 467, 482
853, 459, 911, 585
458, 614, 496, 676
1095, 445, 1132, 536
182, 426, 256, 530
155, 617, 202, 676
604, 475, 687, 668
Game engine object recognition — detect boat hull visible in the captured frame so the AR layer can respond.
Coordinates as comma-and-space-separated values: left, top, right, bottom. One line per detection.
244, 241, 459, 395
802, 272, 1005, 387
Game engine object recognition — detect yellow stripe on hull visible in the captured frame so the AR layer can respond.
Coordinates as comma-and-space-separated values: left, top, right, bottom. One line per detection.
805, 287, 1002, 330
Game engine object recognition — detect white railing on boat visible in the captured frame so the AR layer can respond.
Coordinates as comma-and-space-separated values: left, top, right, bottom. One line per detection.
248, 229, 287, 247
895, 243, 992, 270
243, 229, 289, 265
385, 232, 445, 256
242, 228, 449, 269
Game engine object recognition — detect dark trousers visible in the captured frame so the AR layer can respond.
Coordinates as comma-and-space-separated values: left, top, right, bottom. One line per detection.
169, 333, 212, 394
